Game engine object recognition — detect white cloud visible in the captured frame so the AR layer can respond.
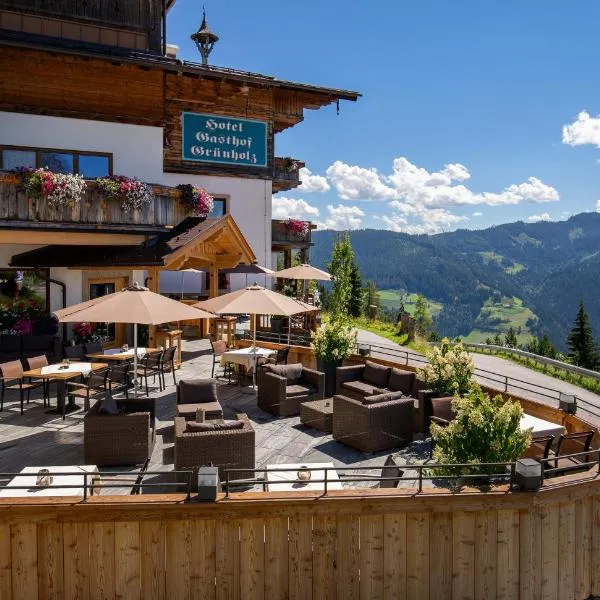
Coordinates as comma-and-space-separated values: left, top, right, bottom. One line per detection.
505, 177, 559, 202
272, 196, 320, 219
298, 167, 330, 193
325, 161, 397, 201
472, 211, 483, 217
525, 213, 551, 223
562, 111, 600, 148
595, 200, 600, 213
316, 204, 365, 230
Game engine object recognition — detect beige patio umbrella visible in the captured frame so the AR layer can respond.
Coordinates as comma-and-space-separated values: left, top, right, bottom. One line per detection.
194, 285, 315, 387
54, 283, 214, 397
274, 263, 331, 281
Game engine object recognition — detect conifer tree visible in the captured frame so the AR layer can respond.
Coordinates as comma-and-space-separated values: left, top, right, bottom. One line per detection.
567, 300, 598, 369
414, 294, 433, 336
328, 233, 355, 320
504, 327, 518, 348
348, 259, 363, 318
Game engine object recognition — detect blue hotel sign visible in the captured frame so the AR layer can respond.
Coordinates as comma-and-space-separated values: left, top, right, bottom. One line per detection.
181, 112, 268, 168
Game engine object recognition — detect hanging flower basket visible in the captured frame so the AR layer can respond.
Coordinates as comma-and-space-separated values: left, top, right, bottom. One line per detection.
176, 184, 214, 217
285, 218, 309, 238
95, 175, 153, 213
15, 167, 86, 209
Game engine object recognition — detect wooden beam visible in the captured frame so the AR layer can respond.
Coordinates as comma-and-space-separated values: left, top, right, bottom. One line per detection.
208, 265, 218, 299
147, 267, 160, 347
0, 231, 146, 246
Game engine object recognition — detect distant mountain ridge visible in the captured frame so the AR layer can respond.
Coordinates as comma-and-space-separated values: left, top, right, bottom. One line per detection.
310, 213, 600, 349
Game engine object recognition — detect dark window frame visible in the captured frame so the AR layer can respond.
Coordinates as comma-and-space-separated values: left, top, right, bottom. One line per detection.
0, 144, 113, 177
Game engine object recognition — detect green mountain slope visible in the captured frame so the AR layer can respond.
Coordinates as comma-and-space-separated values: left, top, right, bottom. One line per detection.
311, 213, 600, 349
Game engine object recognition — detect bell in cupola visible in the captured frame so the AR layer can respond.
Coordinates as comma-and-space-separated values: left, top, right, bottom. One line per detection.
191, 9, 219, 66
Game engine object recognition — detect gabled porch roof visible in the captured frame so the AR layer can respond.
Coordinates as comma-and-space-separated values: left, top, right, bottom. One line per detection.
10, 215, 256, 270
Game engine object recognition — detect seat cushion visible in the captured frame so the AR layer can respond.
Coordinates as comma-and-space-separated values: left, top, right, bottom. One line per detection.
186, 420, 244, 432
342, 380, 384, 398
286, 383, 316, 397
363, 391, 405, 405
268, 363, 303, 383
388, 368, 416, 395
178, 378, 218, 404
98, 396, 120, 414
363, 361, 391, 387
431, 396, 455, 422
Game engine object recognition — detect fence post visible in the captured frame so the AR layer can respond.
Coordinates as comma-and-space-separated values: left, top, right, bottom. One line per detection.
418, 467, 423, 493
504, 376, 508, 393
83, 472, 88, 502
324, 468, 328, 496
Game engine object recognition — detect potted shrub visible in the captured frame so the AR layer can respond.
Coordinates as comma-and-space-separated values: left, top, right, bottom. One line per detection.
311, 320, 357, 396
417, 338, 475, 397
430, 385, 531, 486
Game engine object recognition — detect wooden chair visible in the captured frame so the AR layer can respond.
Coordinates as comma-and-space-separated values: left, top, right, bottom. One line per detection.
135, 350, 164, 395
26, 355, 51, 407
159, 346, 178, 388
210, 339, 233, 382
0, 359, 43, 414
552, 431, 594, 473
522, 435, 554, 464
107, 363, 131, 399
66, 366, 110, 413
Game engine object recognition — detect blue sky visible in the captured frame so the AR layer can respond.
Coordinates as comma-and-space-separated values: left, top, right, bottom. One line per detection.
168, 0, 600, 233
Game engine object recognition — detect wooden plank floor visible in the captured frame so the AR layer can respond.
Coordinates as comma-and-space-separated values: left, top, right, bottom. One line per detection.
0, 339, 425, 496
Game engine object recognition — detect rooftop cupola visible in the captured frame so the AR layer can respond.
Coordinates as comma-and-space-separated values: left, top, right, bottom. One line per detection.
191, 9, 219, 66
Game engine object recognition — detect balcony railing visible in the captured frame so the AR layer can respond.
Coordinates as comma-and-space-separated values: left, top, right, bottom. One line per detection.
271, 219, 312, 246
0, 174, 188, 231
272, 157, 304, 193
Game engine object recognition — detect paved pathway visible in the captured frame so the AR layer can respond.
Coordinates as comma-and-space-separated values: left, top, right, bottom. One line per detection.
355, 328, 600, 425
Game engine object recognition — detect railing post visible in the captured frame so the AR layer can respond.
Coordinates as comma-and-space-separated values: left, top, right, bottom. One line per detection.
83, 472, 88, 502
324, 468, 328, 496
226, 471, 230, 499
504, 376, 508, 393
418, 467, 423, 493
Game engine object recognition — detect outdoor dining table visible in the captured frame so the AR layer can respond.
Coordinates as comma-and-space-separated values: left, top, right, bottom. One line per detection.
222, 346, 276, 385
265, 462, 343, 492
85, 347, 157, 361
0, 465, 100, 498
22, 362, 107, 416
520, 413, 566, 440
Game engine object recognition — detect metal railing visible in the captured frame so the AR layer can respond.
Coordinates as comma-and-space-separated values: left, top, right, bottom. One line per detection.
464, 343, 600, 382
239, 329, 312, 347
223, 452, 600, 497
0, 470, 194, 501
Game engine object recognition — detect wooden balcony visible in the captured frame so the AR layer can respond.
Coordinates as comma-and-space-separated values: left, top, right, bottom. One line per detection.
272, 157, 305, 193
0, 174, 188, 234
0, 0, 162, 52
271, 219, 314, 251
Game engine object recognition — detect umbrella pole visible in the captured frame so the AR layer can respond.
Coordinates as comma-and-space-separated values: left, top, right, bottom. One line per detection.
133, 323, 138, 399
180, 272, 185, 299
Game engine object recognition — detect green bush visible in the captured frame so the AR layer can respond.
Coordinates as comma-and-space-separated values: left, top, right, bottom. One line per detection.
431, 385, 531, 476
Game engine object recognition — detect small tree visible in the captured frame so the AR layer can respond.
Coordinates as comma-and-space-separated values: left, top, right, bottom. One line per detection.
567, 300, 598, 369
538, 334, 557, 359
493, 333, 503, 345
431, 385, 531, 476
327, 233, 354, 321
348, 259, 363, 318
504, 327, 518, 348
414, 294, 433, 336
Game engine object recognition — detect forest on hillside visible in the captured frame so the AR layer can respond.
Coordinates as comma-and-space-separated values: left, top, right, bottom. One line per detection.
310, 213, 600, 350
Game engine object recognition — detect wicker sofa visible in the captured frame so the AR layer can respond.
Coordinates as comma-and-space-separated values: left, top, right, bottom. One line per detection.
83, 398, 156, 466
333, 392, 415, 453
257, 363, 325, 417
174, 413, 255, 490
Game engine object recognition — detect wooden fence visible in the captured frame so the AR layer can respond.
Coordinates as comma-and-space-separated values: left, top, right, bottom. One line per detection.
1, 480, 600, 600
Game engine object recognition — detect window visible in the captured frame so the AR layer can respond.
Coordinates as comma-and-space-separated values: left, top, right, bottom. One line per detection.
0, 145, 112, 178
208, 198, 226, 218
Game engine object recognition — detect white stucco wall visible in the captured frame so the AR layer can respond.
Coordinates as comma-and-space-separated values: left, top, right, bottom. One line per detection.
0, 111, 273, 294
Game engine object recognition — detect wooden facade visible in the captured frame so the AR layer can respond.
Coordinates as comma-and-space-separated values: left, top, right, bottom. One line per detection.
0, 478, 599, 600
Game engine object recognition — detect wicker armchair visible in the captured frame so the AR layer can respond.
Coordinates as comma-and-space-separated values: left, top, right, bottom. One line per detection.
176, 378, 223, 421
257, 363, 325, 417
333, 393, 414, 453
174, 413, 255, 489
84, 398, 156, 466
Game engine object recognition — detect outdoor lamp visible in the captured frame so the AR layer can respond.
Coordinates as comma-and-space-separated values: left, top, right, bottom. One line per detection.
196, 466, 219, 502
559, 393, 577, 415
514, 458, 542, 491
